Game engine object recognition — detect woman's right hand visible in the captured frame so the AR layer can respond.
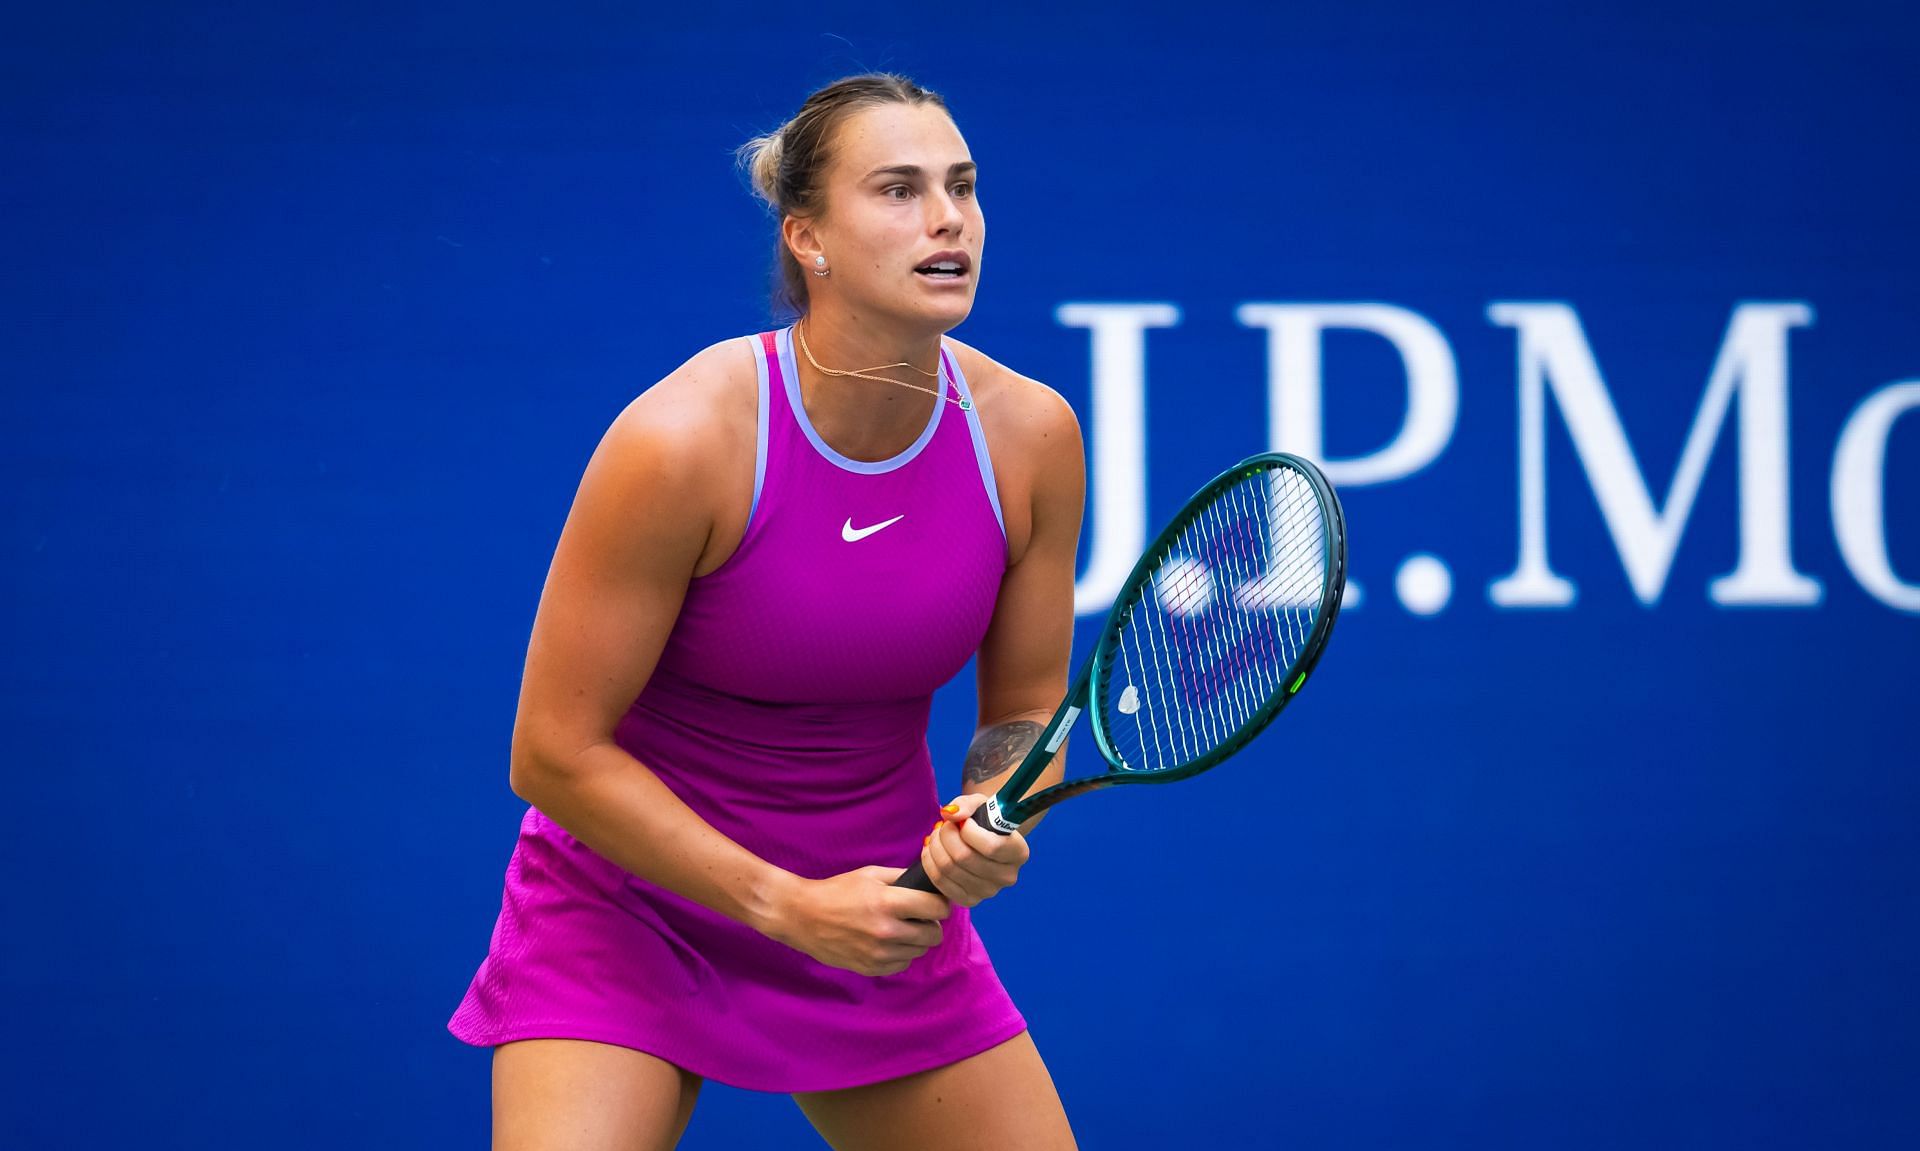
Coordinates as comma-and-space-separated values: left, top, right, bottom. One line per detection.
762, 867, 951, 976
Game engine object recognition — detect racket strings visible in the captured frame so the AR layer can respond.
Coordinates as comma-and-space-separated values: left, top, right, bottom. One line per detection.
1101, 467, 1329, 773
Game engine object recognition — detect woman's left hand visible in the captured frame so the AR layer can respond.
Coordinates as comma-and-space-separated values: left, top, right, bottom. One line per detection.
920, 793, 1030, 908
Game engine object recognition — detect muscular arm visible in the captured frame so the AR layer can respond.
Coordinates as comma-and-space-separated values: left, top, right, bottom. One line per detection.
508, 344, 946, 972
962, 384, 1087, 833
913, 375, 1085, 905
507, 353, 793, 929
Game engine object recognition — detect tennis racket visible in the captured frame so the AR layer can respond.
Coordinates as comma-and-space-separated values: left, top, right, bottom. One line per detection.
894, 451, 1347, 895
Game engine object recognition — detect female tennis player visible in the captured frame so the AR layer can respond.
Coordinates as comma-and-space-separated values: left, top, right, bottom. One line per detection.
448, 73, 1084, 1149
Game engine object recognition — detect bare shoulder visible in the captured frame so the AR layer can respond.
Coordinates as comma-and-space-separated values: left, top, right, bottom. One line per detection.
578, 336, 759, 570
943, 336, 1082, 460
943, 336, 1085, 564
589, 336, 758, 497
605, 336, 757, 459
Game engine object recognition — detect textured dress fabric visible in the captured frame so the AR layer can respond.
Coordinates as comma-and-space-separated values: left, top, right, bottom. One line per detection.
448, 327, 1024, 1091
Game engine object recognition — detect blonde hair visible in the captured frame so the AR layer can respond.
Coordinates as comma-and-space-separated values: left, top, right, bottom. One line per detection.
737, 73, 950, 318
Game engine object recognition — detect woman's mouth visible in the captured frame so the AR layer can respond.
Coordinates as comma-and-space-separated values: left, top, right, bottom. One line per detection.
914, 250, 972, 279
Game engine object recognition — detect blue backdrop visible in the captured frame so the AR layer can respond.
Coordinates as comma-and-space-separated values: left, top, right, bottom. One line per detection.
5, 2, 1916, 1147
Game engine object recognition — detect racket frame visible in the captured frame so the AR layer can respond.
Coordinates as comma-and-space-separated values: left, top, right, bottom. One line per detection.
986, 451, 1348, 827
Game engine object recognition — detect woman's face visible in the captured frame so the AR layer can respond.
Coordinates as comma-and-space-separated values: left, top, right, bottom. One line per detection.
797, 101, 985, 332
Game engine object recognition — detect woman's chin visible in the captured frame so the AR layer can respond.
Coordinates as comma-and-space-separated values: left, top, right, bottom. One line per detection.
918, 291, 976, 329
829, 287, 975, 333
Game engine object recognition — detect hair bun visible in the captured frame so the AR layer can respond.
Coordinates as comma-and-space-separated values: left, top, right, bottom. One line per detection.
738, 131, 784, 211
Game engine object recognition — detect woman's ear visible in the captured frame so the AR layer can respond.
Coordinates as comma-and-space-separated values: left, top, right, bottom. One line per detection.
783, 215, 822, 267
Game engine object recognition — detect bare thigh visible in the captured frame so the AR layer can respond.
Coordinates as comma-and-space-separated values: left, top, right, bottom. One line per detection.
492, 1039, 702, 1151
792, 1031, 1076, 1151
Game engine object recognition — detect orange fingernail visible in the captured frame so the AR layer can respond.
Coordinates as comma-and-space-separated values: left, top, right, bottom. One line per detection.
941, 803, 959, 815
923, 834, 931, 845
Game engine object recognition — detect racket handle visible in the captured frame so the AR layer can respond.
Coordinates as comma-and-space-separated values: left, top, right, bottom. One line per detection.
892, 858, 940, 895
891, 802, 1014, 894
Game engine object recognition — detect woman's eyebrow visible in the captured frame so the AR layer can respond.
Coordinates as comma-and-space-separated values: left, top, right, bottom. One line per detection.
863, 162, 979, 180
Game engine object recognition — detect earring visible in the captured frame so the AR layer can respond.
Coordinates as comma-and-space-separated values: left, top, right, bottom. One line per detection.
812, 254, 829, 278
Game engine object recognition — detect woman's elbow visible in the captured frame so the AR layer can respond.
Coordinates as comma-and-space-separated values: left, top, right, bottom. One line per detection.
508, 731, 580, 803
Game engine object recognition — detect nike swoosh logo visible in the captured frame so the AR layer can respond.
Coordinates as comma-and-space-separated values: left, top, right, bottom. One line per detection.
842, 514, 906, 542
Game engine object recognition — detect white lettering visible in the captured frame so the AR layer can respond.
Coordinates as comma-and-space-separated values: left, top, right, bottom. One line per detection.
1486, 303, 1822, 607
1237, 303, 1458, 611
1056, 303, 1181, 615
1235, 303, 1458, 486
1832, 380, 1920, 613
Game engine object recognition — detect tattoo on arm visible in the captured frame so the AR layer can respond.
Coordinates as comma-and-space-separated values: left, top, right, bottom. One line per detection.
962, 720, 1043, 787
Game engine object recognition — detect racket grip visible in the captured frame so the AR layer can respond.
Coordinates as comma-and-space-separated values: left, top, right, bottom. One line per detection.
893, 858, 940, 895
891, 802, 1014, 894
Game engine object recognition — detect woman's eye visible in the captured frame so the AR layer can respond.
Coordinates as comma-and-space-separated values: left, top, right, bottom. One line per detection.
952, 182, 974, 199
885, 185, 911, 200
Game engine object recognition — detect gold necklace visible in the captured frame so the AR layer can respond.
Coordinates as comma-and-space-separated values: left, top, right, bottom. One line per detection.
796, 322, 973, 411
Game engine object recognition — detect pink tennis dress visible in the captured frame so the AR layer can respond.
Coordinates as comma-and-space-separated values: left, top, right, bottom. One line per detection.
448, 327, 1026, 1091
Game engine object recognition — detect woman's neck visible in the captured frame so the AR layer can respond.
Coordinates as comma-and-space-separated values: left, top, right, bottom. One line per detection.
795, 308, 944, 380
790, 309, 949, 460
